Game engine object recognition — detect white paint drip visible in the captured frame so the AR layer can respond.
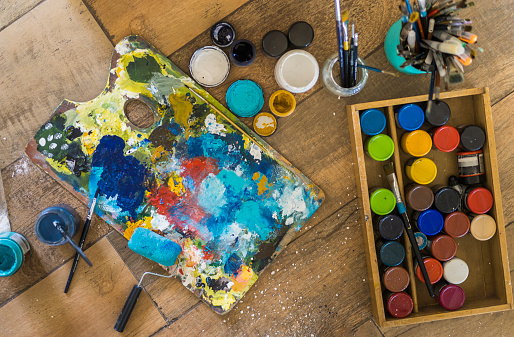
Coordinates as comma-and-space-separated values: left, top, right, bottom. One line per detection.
249, 143, 262, 161
204, 113, 226, 136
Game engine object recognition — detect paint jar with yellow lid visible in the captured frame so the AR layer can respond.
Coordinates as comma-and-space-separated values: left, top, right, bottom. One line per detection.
405, 157, 437, 185
401, 130, 432, 157
269, 90, 296, 117
469, 214, 496, 241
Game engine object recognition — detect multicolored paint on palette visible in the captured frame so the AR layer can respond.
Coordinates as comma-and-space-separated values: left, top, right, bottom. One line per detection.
26, 36, 324, 314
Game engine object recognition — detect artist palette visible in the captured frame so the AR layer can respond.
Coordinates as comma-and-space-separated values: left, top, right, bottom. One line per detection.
26, 36, 324, 314
348, 88, 511, 327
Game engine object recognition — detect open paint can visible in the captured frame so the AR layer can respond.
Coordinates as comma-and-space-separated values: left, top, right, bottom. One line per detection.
189, 46, 230, 87
275, 50, 319, 93
0, 232, 30, 277
35, 204, 81, 245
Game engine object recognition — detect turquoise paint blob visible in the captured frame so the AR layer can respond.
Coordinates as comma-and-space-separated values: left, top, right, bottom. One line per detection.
0, 232, 30, 277
384, 20, 424, 75
0, 244, 16, 274
225, 80, 264, 117
128, 228, 182, 266
235, 201, 275, 240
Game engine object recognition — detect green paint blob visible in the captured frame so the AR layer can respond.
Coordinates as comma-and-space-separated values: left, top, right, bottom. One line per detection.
127, 56, 162, 83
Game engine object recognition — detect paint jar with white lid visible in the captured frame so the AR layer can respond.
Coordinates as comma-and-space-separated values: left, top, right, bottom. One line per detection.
275, 50, 319, 93
322, 53, 368, 97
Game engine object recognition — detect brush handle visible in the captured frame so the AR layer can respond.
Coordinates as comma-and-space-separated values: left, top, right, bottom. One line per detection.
335, 20, 345, 87
114, 285, 142, 332
400, 211, 435, 297
53, 221, 93, 267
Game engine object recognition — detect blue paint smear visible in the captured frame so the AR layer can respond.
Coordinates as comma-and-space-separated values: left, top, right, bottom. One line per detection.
234, 201, 276, 240
91, 135, 149, 217
224, 253, 243, 276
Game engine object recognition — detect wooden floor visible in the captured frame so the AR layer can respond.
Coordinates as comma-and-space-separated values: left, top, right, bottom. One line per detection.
0, 0, 513, 336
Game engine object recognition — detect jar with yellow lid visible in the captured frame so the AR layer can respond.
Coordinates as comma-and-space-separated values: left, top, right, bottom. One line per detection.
405, 157, 437, 185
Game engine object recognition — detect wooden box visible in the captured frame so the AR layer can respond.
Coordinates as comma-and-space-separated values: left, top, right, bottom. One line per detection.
347, 88, 512, 327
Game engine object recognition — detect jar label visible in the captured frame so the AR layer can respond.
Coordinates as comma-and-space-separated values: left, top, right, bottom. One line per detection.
7, 232, 31, 255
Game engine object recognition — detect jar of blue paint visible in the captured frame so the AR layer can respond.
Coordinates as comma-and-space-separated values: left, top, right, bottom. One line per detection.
35, 204, 81, 245
395, 104, 425, 131
412, 209, 444, 236
376, 240, 405, 267
360, 109, 387, 136
0, 232, 30, 277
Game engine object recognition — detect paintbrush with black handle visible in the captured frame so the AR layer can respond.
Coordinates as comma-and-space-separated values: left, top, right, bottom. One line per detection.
383, 162, 435, 297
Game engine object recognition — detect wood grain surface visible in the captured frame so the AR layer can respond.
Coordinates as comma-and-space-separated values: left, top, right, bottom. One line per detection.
0, 0, 513, 336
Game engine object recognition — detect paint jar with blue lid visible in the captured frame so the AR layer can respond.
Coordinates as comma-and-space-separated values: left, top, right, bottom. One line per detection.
35, 204, 81, 245
395, 104, 425, 131
360, 109, 387, 136
0, 232, 30, 277
414, 232, 428, 250
376, 240, 405, 267
412, 209, 444, 236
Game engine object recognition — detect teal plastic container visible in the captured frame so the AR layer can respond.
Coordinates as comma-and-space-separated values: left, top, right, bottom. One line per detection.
0, 232, 31, 277
384, 20, 424, 75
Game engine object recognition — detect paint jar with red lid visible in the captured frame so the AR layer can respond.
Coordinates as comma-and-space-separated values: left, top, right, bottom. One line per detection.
434, 282, 465, 310
405, 184, 434, 211
443, 257, 469, 284
415, 256, 443, 284
384, 291, 413, 318
463, 186, 493, 214
458, 125, 486, 151
444, 212, 470, 238
469, 213, 497, 241
381, 265, 410, 292
432, 185, 460, 214
426, 234, 457, 261
457, 150, 486, 185
431, 126, 460, 152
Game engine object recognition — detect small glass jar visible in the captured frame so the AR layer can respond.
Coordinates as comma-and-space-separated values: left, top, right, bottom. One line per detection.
322, 53, 368, 97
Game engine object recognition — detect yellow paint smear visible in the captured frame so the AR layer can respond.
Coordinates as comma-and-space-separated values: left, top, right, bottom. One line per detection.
252, 172, 269, 195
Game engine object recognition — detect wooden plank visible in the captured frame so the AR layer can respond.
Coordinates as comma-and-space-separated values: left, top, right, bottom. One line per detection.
0, 0, 113, 169
0, 156, 111, 305
0, 237, 167, 336
0, 0, 42, 31
83, 0, 252, 56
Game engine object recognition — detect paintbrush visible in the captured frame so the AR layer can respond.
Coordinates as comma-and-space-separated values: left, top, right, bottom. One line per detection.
352, 33, 359, 86
64, 189, 100, 293
383, 163, 435, 297
334, 0, 346, 87
341, 10, 350, 87
53, 221, 93, 267
358, 64, 399, 77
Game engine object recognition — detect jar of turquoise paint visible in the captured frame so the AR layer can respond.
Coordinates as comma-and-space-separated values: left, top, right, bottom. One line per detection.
0, 232, 31, 277
384, 20, 424, 75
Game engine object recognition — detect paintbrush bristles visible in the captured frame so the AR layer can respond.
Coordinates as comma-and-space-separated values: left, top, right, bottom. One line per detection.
383, 162, 395, 176
409, 12, 420, 23
341, 10, 349, 22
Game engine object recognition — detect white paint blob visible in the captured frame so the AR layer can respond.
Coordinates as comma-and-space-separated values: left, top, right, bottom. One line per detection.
255, 115, 275, 129
190, 46, 230, 87
205, 113, 227, 136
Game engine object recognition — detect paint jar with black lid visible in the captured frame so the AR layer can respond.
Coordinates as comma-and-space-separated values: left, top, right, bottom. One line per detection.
210, 22, 236, 48
456, 150, 485, 185
262, 30, 288, 58
432, 185, 460, 214
420, 100, 451, 126
230, 39, 257, 67
457, 125, 486, 151
384, 291, 413, 318
287, 21, 314, 48
373, 214, 404, 241
376, 240, 405, 267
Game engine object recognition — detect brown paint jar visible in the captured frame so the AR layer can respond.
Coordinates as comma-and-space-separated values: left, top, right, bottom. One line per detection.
443, 211, 470, 238
426, 234, 457, 261
381, 266, 410, 292
405, 184, 434, 211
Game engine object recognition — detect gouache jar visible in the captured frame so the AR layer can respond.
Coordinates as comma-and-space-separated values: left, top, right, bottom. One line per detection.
253, 112, 277, 137
385, 291, 414, 318
431, 126, 460, 152
275, 49, 319, 93
189, 46, 231, 87
210, 22, 236, 47
230, 39, 257, 67
288, 21, 314, 48
405, 157, 437, 185
427, 234, 458, 262
364, 134, 395, 161
0, 232, 30, 277
377, 240, 405, 267
401, 130, 432, 157
381, 266, 410, 292
432, 186, 460, 214
35, 204, 81, 246
369, 188, 397, 215
444, 212, 470, 238
262, 30, 289, 58
435, 283, 465, 310
415, 257, 443, 284
226, 80, 264, 117
457, 150, 485, 185
469, 214, 496, 241
463, 187, 493, 214
395, 104, 424, 131
443, 257, 469, 284
269, 90, 296, 117
360, 109, 386, 136
423, 100, 451, 126
322, 54, 368, 97
414, 232, 428, 250
405, 184, 434, 211
374, 214, 404, 241
413, 209, 444, 236
458, 125, 486, 151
